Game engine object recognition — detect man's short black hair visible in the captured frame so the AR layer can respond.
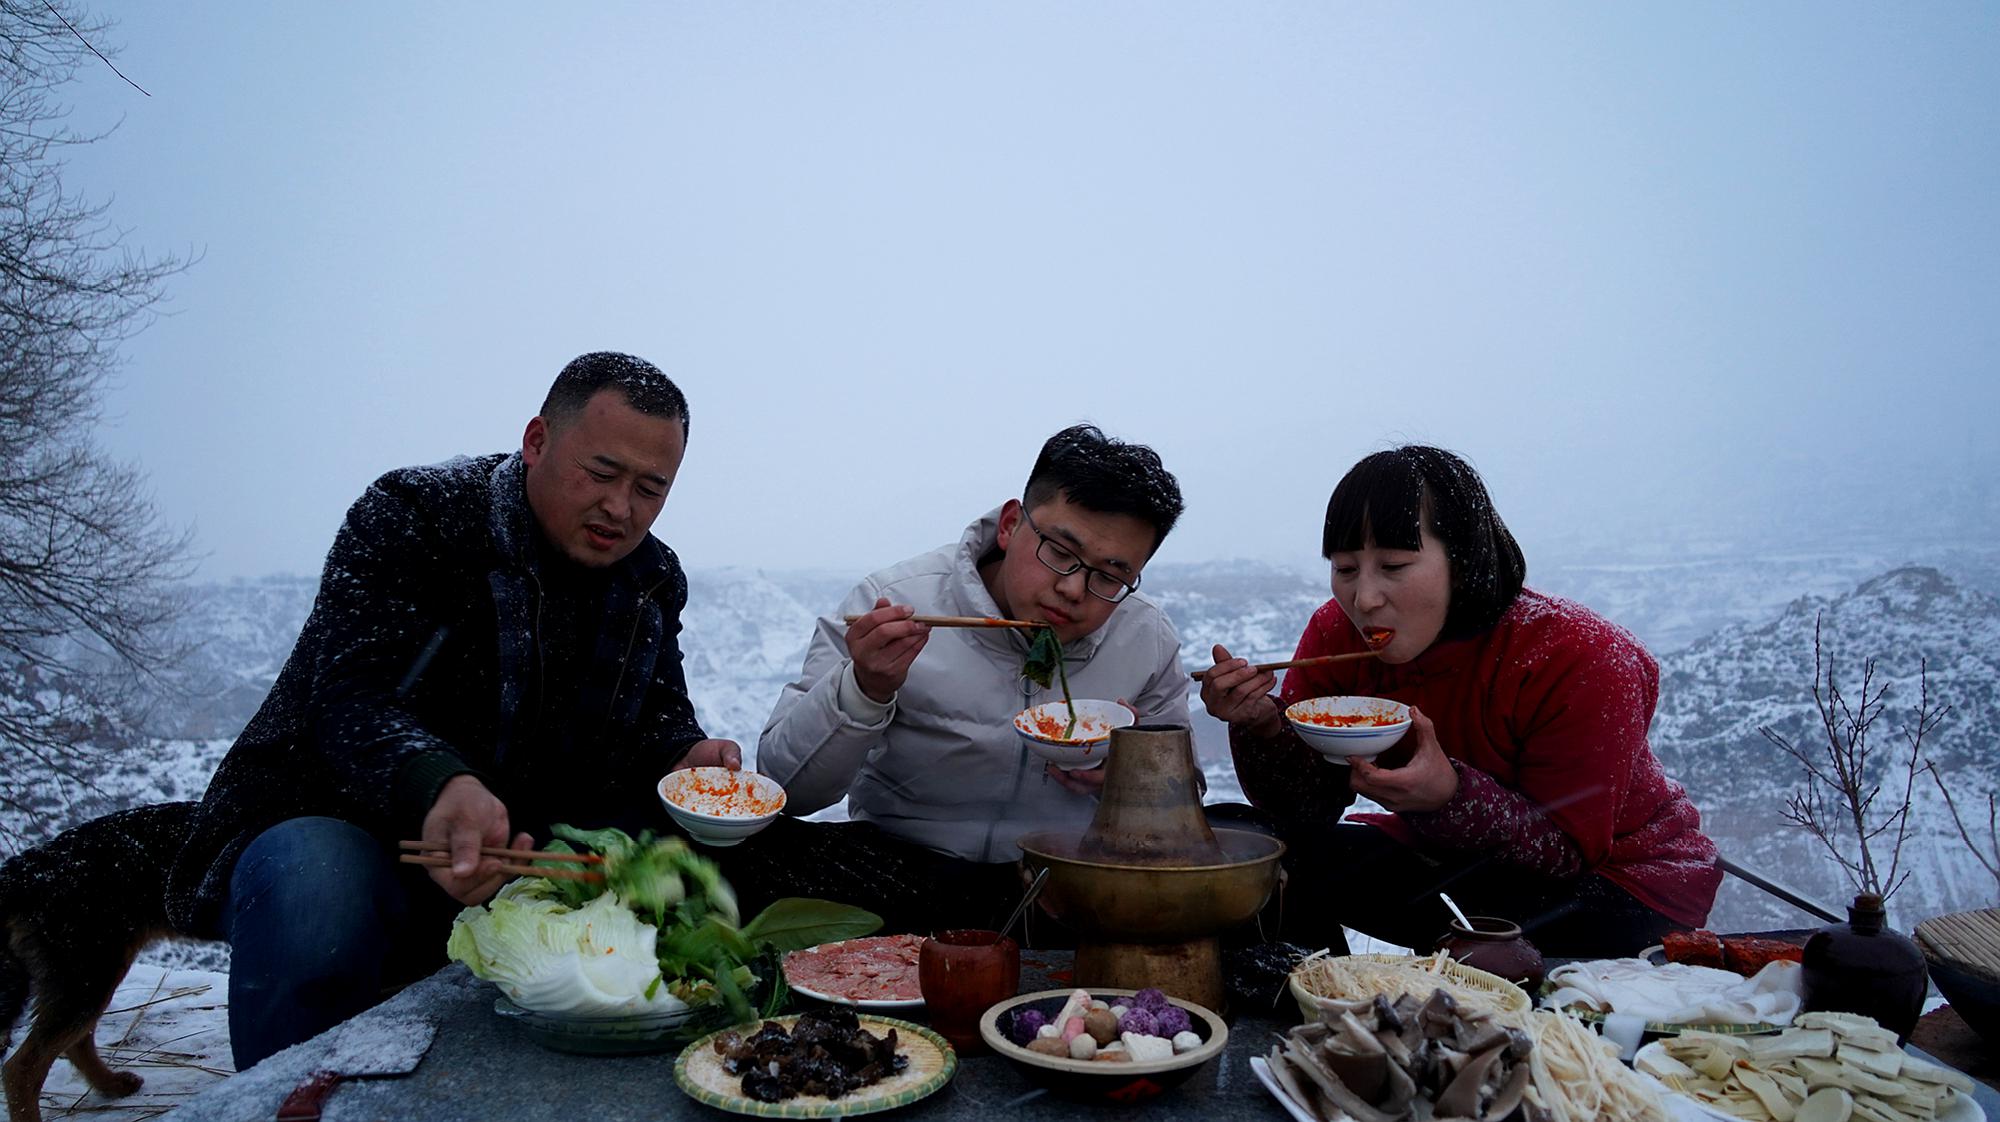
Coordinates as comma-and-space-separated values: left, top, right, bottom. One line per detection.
541, 352, 691, 436
1022, 424, 1185, 552
1322, 445, 1526, 638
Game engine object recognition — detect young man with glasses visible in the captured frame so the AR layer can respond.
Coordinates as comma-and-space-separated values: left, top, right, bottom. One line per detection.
747, 425, 1187, 931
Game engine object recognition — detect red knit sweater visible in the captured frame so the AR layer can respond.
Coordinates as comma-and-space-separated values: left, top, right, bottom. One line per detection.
1229, 590, 1721, 928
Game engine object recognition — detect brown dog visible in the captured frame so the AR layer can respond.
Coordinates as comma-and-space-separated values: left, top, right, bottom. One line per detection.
1, 802, 197, 1122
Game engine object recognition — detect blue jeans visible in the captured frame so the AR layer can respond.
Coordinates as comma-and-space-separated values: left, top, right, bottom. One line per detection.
225, 817, 445, 1069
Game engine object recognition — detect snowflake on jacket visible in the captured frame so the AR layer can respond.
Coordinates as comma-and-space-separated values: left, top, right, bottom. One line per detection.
1229, 589, 1721, 928
168, 452, 707, 935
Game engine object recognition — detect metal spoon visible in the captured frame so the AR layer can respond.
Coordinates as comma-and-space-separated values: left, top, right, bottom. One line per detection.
1000, 867, 1051, 943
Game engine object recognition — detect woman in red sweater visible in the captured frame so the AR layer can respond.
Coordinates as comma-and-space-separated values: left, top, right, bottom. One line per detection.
1204, 446, 1720, 956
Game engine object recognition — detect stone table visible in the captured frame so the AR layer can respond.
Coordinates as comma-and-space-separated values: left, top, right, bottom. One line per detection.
163, 953, 2000, 1121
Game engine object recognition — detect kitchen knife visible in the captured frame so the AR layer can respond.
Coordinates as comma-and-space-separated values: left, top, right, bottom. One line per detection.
275, 1013, 439, 1122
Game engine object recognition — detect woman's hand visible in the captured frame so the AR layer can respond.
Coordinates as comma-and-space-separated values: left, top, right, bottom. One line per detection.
1348, 707, 1458, 812
1199, 644, 1283, 736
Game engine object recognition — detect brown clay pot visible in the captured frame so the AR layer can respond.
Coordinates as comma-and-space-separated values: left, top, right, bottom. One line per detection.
1436, 916, 1546, 994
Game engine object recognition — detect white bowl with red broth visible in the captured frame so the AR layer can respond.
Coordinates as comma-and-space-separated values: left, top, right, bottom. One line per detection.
1012, 699, 1134, 769
1284, 696, 1411, 761
656, 767, 787, 846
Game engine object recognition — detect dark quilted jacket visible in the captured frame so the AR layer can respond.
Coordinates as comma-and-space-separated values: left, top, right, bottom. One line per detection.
167, 452, 706, 935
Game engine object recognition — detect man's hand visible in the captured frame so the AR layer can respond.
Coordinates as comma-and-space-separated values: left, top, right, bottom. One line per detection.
1043, 699, 1136, 795
1199, 644, 1283, 736
672, 739, 742, 771
421, 775, 531, 905
848, 597, 930, 703
1045, 761, 1107, 794
1347, 708, 1459, 812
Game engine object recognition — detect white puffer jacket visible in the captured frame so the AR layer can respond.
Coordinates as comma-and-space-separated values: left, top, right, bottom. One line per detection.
756, 508, 1190, 863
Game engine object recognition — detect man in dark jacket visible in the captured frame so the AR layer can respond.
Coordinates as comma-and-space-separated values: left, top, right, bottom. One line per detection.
168, 352, 738, 1068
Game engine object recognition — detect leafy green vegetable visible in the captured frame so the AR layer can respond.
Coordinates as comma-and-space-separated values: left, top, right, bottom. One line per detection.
1022, 626, 1077, 736
445, 887, 682, 1016
739, 897, 885, 952
544, 823, 634, 855
451, 825, 880, 1026
546, 824, 738, 927
1021, 625, 1061, 689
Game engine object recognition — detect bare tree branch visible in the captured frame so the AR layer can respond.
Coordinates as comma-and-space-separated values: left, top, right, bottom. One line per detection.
0, 0, 194, 848
1758, 614, 1940, 906
36, 0, 148, 96
1924, 758, 2000, 897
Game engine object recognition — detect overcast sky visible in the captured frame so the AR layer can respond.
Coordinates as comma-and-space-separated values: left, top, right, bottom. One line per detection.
66, 3, 2000, 581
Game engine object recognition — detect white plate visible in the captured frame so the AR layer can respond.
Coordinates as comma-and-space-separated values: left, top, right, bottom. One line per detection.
1635, 1042, 1985, 1122
1250, 1055, 1319, 1122
785, 978, 925, 1011
782, 937, 925, 1010
1264, 1045, 1986, 1122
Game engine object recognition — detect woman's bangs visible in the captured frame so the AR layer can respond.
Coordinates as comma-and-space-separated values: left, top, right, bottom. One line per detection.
1323, 453, 1427, 557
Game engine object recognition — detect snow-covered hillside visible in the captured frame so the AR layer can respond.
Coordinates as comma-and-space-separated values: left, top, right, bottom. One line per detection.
1650, 566, 2000, 931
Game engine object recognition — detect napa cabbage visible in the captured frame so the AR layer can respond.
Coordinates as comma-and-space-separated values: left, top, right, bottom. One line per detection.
446, 825, 882, 1023
445, 886, 686, 1017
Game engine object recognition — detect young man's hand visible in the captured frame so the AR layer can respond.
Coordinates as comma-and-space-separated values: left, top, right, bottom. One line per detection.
1045, 761, 1107, 794
1043, 699, 1136, 795
421, 775, 532, 905
672, 739, 742, 770
848, 597, 931, 703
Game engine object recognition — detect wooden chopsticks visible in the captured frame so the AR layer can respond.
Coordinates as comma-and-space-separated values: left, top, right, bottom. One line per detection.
1190, 650, 1381, 681
842, 614, 1046, 629
397, 840, 605, 883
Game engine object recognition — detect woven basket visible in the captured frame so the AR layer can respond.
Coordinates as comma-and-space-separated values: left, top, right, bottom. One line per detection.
1915, 907, 2000, 1043
1287, 952, 1530, 1023
1917, 907, 2000, 982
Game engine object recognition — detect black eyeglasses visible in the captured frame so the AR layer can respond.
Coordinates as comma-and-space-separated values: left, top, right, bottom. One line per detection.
1020, 508, 1140, 604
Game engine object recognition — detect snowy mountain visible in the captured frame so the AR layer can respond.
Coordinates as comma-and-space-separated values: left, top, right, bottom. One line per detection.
679, 568, 824, 757
1650, 565, 2000, 931
3, 555, 1996, 952
142, 575, 318, 740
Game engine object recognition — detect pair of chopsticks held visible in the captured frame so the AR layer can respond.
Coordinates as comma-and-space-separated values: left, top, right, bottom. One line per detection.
398, 840, 605, 883
1188, 649, 1380, 682
838, 613, 1385, 681
842, 613, 1043, 629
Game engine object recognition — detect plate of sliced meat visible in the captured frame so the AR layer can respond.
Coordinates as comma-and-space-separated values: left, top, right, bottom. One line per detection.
783, 934, 926, 1009
1656, 929, 1808, 975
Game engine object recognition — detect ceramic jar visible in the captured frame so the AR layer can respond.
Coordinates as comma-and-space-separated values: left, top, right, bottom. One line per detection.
1801, 892, 1929, 1044
1437, 917, 1546, 994
919, 929, 1020, 1053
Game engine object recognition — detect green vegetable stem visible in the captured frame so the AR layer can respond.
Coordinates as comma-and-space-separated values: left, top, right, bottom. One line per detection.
1022, 625, 1078, 737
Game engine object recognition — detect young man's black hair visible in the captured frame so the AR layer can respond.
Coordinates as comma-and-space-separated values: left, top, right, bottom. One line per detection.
1021, 423, 1185, 552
